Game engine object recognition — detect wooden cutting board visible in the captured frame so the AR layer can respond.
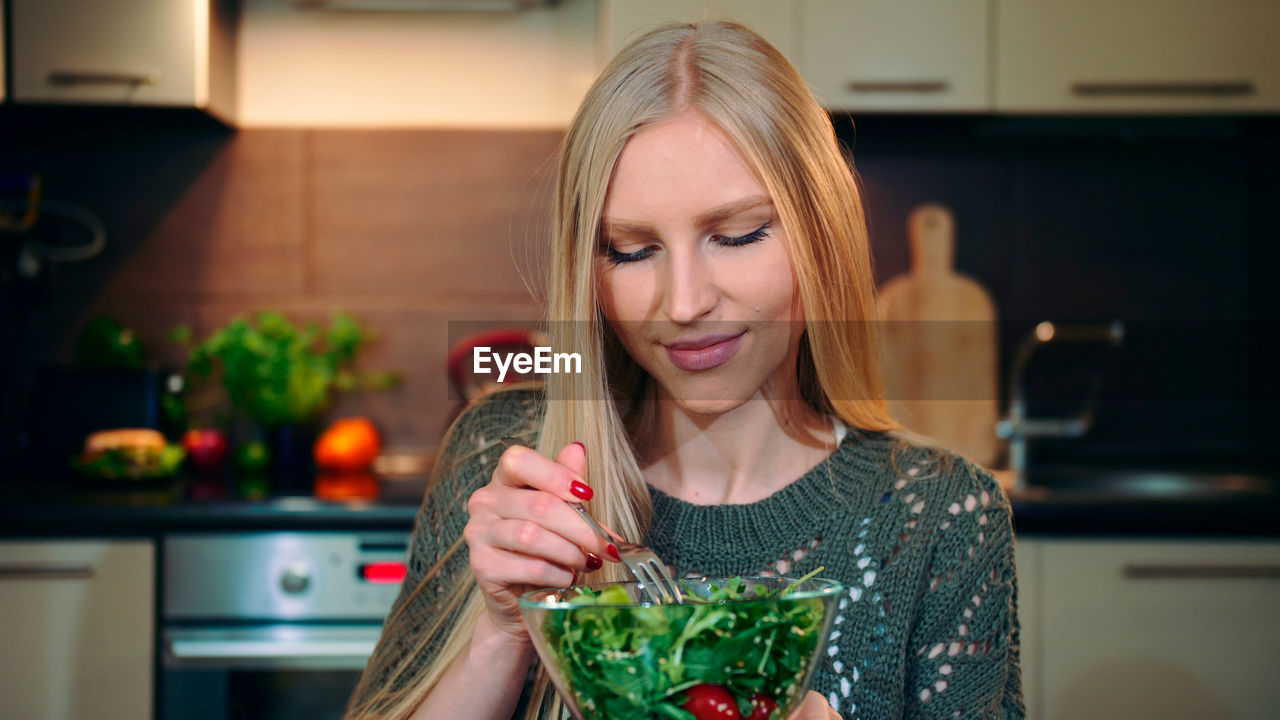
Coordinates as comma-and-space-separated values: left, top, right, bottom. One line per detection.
876, 203, 1002, 470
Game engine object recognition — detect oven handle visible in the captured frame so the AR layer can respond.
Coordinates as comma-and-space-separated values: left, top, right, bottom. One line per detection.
167, 637, 378, 662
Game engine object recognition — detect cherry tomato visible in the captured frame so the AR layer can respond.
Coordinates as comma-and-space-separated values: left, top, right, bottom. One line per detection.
682, 684, 741, 720
746, 693, 779, 720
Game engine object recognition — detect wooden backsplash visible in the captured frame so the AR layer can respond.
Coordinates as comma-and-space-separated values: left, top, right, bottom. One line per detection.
95, 127, 563, 446
0, 111, 561, 453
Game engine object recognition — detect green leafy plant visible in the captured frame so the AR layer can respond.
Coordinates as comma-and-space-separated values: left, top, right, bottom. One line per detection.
170, 310, 402, 428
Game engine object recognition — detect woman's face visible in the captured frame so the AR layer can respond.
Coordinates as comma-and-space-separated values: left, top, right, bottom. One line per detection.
596, 110, 806, 416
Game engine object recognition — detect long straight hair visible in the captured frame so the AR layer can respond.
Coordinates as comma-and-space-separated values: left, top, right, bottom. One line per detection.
344, 19, 940, 720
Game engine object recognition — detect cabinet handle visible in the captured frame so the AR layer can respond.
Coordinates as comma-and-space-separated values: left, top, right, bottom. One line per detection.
1071, 80, 1254, 98
0, 564, 94, 580
1123, 564, 1280, 580
47, 69, 161, 87
846, 80, 950, 94
167, 638, 377, 662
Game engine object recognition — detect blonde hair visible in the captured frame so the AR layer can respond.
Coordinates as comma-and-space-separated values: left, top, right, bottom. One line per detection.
345, 18, 950, 720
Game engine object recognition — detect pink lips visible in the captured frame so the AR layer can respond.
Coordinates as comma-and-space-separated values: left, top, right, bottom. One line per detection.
664, 331, 745, 372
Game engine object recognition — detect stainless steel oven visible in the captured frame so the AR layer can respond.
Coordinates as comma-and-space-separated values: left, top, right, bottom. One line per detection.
160, 532, 410, 720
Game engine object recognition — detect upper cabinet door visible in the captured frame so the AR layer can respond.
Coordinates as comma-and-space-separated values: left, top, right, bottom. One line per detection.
598, 0, 797, 64
797, 0, 990, 112
10, 0, 235, 118
996, 0, 1280, 113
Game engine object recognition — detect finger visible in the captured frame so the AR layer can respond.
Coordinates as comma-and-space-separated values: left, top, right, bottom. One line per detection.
550, 438, 624, 561
485, 517, 598, 569
471, 487, 613, 559
495, 444, 594, 503
787, 692, 841, 720
553, 441, 587, 480
470, 544, 576, 589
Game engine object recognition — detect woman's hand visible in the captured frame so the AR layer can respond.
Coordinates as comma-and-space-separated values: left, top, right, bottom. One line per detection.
464, 441, 615, 642
787, 691, 842, 720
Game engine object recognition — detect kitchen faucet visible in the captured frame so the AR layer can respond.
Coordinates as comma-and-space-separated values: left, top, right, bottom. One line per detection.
995, 320, 1125, 492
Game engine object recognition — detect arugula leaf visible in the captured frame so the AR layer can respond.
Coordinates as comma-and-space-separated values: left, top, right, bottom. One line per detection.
781, 566, 825, 595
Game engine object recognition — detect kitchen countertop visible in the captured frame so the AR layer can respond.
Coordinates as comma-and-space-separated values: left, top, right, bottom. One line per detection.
0, 472, 424, 537
1, 467, 1276, 539
0, 494, 421, 536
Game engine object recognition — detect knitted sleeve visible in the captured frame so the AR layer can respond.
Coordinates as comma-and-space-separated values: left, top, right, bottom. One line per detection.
344, 388, 544, 718
903, 458, 1025, 720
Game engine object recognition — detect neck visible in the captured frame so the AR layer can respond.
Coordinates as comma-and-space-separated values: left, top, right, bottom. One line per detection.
641, 385, 835, 505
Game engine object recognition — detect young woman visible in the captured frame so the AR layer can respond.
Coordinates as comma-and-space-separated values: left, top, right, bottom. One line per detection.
345, 19, 1023, 720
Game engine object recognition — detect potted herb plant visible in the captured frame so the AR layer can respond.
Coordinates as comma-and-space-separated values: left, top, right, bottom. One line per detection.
170, 310, 401, 494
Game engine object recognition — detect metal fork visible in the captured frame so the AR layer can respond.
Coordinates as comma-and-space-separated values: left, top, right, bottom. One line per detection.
499, 437, 683, 605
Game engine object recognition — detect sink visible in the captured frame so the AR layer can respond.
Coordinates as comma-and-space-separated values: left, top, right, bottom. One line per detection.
1015, 466, 1279, 501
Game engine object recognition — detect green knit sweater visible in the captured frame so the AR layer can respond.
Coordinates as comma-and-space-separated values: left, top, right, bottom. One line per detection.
349, 388, 1025, 720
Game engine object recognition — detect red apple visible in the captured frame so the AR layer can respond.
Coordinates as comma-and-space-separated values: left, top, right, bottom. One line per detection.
182, 429, 229, 472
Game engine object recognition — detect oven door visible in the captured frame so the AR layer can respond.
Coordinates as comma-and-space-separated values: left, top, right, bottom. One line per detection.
161, 624, 381, 720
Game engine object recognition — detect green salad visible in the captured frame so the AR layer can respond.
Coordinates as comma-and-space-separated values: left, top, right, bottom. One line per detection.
539, 571, 829, 720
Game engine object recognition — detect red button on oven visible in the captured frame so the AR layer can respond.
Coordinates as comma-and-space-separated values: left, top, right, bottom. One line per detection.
360, 561, 407, 584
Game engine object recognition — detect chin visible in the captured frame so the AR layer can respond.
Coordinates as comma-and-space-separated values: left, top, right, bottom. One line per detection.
652, 372, 765, 417
669, 395, 751, 418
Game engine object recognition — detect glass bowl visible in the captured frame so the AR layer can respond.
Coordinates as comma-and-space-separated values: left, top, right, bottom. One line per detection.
518, 575, 843, 720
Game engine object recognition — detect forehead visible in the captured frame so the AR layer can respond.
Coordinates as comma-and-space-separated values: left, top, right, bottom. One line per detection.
603, 111, 770, 222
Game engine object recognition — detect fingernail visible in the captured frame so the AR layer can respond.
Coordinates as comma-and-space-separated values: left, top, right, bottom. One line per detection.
570, 480, 594, 501
606, 544, 620, 562
585, 553, 603, 571
570, 569, 580, 586
572, 441, 585, 454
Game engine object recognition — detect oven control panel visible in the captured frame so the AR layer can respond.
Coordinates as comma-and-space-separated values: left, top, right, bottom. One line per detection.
163, 532, 413, 621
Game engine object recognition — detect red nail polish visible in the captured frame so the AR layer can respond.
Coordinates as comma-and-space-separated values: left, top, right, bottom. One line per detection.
585, 553, 603, 571
572, 441, 586, 454
606, 544, 620, 562
570, 569, 580, 587
570, 480, 594, 501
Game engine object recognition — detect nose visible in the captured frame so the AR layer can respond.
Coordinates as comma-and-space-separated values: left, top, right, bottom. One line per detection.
661, 245, 718, 325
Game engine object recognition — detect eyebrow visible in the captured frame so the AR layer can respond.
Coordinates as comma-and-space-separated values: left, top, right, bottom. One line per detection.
601, 195, 774, 237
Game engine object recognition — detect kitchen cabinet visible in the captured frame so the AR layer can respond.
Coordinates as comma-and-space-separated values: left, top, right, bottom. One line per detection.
9, 0, 236, 122
597, 0, 796, 62
796, 0, 989, 112
996, 0, 1280, 113
600, 0, 1280, 115
1012, 538, 1043, 720
0, 540, 154, 720
1022, 538, 1280, 720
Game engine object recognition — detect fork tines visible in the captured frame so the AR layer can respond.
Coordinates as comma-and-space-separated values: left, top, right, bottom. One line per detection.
629, 554, 683, 605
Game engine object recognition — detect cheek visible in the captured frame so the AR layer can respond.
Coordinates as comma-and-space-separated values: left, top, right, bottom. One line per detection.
595, 266, 628, 320
735, 247, 802, 322
596, 266, 655, 324
788, 271, 805, 323
596, 269, 649, 358
595, 271, 615, 318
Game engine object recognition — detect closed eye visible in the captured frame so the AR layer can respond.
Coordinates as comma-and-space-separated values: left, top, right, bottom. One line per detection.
604, 244, 657, 265
714, 221, 772, 248
603, 222, 773, 266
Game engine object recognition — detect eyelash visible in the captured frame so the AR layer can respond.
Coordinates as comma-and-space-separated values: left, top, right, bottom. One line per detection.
604, 222, 773, 266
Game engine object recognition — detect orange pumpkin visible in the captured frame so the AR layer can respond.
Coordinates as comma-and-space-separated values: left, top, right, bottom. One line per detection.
314, 418, 382, 472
